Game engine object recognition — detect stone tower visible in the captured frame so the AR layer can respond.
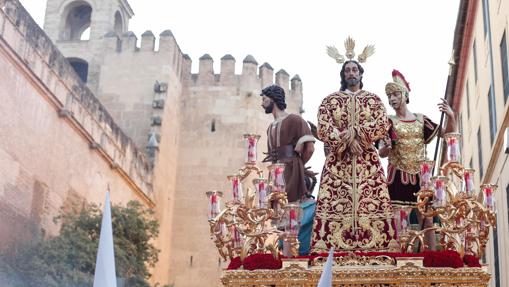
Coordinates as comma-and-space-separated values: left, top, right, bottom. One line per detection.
43, 0, 134, 92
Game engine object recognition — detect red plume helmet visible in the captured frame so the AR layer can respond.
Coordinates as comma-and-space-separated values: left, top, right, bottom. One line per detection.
391, 69, 411, 93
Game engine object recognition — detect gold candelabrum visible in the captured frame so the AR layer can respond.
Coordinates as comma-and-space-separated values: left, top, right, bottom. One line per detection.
206, 134, 301, 261
398, 132, 497, 257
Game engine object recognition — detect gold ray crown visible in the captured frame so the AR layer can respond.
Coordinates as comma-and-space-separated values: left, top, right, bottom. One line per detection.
326, 36, 375, 64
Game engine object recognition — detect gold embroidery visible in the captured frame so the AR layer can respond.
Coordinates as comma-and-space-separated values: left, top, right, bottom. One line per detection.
351, 95, 358, 232
312, 91, 395, 252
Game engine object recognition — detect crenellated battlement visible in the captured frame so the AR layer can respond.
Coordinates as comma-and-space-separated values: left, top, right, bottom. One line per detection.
100, 29, 187, 81
140, 30, 155, 51
183, 54, 302, 94
101, 29, 185, 56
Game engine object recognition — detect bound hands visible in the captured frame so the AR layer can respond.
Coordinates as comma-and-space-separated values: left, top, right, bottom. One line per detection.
341, 129, 362, 156
350, 139, 362, 156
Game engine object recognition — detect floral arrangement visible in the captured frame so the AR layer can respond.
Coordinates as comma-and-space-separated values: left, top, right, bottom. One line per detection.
228, 254, 281, 270
227, 250, 478, 270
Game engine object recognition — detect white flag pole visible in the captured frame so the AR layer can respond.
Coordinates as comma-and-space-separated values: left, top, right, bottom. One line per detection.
317, 247, 334, 287
93, 190, 117, 287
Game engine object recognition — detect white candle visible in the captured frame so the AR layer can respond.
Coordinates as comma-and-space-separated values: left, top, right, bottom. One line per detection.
444, 133, 461, 162
274, 166, 285, 192
243, 134, 260, 164
258, 181, 267, 208
232, 177, 243, 202
464, 169, 474, 196
210, 193, 219, 218
247, 136, 256, 163
420, 161, 433, 189
484, 188, 494, 210
400, 209, 409, 233
434, 178, 446, 207
206, 191, 222, 220
289, 208, 298, 236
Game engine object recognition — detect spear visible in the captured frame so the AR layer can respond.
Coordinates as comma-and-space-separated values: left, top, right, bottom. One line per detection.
432, 51, 456, 175
419, 51, 455, 252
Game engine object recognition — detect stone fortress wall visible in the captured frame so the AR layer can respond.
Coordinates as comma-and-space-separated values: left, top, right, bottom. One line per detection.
0, 0, 305, 285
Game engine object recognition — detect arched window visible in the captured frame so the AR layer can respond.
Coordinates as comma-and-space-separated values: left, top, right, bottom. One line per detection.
60, 1, 92, 41
114, 11, 124, 35
67, 58, 89, 82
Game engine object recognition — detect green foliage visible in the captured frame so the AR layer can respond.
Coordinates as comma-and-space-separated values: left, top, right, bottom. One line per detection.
0, 200, 161, 287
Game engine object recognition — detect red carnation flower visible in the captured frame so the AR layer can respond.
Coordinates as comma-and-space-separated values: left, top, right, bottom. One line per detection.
242, 253, 282, 270
463, 254, 481, 267
227, 256, 242, 270
423, 250, 463, 268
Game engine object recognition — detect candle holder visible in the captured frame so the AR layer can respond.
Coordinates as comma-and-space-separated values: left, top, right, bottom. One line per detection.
227, 174, 243, 203
282, 204, 301, 257
432, 176, 449, 208
394, 205, 420, 252
462, 168, 476, 197
267, 163, 287, 226
243, 134, 260, 165
394, 206, 413, 237
206, 191, 223, 220
419, 159, 435, 191
253, 178, 269, 209
268, 163, 286, 193
443, 132, 462, 163
480, 184, 497, 212
207, 134, 292, 262
402, 131, 497, 257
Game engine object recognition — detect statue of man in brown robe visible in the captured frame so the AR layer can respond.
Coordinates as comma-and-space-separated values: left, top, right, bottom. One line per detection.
260, 84, 315, 203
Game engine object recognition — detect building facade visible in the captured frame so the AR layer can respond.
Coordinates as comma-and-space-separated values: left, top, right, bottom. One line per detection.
0, 0, 304, 285
447, 0, 509, 286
